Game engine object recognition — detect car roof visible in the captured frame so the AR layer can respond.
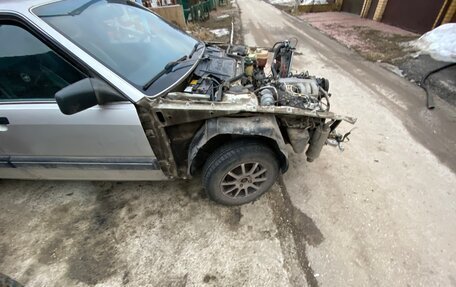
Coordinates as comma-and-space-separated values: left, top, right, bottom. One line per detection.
0, 0, 58, 12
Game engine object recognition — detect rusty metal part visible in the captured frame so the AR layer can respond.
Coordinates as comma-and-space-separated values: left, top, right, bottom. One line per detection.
133, 39, 357, 179
136, 99, 179, 179
187, 115, 289, 175
306, 124, 331, 162
135, 89, 355, 179
287, 128, 310, 153
144, 93, 256, 127
147, 93, 356, 126
165, 121, 204, 178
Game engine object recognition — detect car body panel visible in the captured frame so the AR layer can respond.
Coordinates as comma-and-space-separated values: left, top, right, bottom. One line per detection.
187, 115, 289, 174
0, 6, 168, 180
0, 101, 166, 180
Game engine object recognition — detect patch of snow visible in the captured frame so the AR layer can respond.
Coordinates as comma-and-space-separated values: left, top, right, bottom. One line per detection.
300, 0, 328, 4
440, 79, 456, 93
210, 28, 230, 38
380, 63, 405, 77
269, 0, 294, 5
216, 14, 230, 20
411, 23, 456, 63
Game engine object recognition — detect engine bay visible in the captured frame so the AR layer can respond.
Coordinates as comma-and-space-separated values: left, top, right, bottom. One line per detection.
167, 40, 334, 115
153, 39, 356, 165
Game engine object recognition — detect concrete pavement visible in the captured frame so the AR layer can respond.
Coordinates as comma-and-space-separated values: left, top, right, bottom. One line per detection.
0, 180, 297, 286
240, 0, 456, 286
1, 1, 455, 286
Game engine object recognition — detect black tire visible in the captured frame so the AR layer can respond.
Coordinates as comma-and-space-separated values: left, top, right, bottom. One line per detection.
202, 140, 280, 206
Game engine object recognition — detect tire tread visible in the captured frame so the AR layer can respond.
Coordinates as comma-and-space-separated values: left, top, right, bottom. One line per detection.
202, 140, 278, 205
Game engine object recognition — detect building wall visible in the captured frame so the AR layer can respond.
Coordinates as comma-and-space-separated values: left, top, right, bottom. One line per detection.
382, 0, 446, 33
358, 0, 454, 33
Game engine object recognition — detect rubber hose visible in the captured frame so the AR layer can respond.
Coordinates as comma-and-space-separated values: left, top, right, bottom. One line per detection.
420, 62, 456, 109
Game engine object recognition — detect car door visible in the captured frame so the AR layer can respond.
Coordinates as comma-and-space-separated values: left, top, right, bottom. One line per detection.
0, 22, 166, 181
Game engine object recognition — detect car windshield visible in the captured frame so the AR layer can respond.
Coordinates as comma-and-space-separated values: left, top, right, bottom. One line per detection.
34, 0, 198, 88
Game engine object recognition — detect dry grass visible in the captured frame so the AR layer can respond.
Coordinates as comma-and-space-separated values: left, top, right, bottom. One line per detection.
352, 27, 418, 63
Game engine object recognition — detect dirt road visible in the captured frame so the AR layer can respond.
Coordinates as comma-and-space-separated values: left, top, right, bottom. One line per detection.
0, 179, 306, 286
240, 0, 456, 286
1, 1, 455, 286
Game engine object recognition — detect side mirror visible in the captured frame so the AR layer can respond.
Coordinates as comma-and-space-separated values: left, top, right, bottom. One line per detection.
55, 78, 124, 115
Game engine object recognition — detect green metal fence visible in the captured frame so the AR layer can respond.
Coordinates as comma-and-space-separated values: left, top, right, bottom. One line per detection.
178, 0, 228, 22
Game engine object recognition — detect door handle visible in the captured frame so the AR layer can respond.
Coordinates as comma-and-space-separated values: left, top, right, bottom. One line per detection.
0, 117, 9, 125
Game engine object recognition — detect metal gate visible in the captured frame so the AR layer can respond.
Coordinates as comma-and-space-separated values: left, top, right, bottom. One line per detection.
382, 0, 446, 33
367, 0, 379, 19
341, 0, 364, 15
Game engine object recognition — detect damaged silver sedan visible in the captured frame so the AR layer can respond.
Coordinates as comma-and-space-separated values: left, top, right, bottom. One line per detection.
0, 0, 355, 205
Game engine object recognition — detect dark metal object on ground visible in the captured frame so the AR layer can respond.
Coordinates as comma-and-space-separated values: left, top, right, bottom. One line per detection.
0, 273, 24, 287
420, 62, 456, 109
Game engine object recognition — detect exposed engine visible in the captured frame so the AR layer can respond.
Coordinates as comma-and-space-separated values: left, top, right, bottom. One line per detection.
161, 39, 355, 162
180, 40, 332, 115
240, 39, 332, 114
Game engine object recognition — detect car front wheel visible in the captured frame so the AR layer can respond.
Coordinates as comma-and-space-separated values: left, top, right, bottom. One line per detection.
202, 140, 280, 206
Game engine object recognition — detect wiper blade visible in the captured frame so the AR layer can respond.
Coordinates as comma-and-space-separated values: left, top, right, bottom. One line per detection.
69, 0, 98, 16
142, 55, 187, 91
188, 42, 203, 59
39, 0, 98, 17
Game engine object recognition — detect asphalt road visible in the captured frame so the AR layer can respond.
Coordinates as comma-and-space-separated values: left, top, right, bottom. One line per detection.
1, 1, 456, 287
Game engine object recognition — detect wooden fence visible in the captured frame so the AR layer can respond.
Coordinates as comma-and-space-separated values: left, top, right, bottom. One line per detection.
151, 5, 187, 28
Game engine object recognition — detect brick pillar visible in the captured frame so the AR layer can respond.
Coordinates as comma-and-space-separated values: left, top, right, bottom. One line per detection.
361, 0, 372, 18
442, 0, 456, 24
373, 0, 389, 22
433, 0, 450, 28
335, 0, 343, 11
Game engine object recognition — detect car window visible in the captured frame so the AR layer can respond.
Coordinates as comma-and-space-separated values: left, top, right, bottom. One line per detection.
0, 24, 85, 102
34, 0, 198, 88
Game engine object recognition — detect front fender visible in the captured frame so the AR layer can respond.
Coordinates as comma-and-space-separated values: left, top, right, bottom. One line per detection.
188, 115, 289, 175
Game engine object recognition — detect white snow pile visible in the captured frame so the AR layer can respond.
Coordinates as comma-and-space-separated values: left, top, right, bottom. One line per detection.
210, 28, 230, 38
216, 14, 230, 20
411, 23, 456, 63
